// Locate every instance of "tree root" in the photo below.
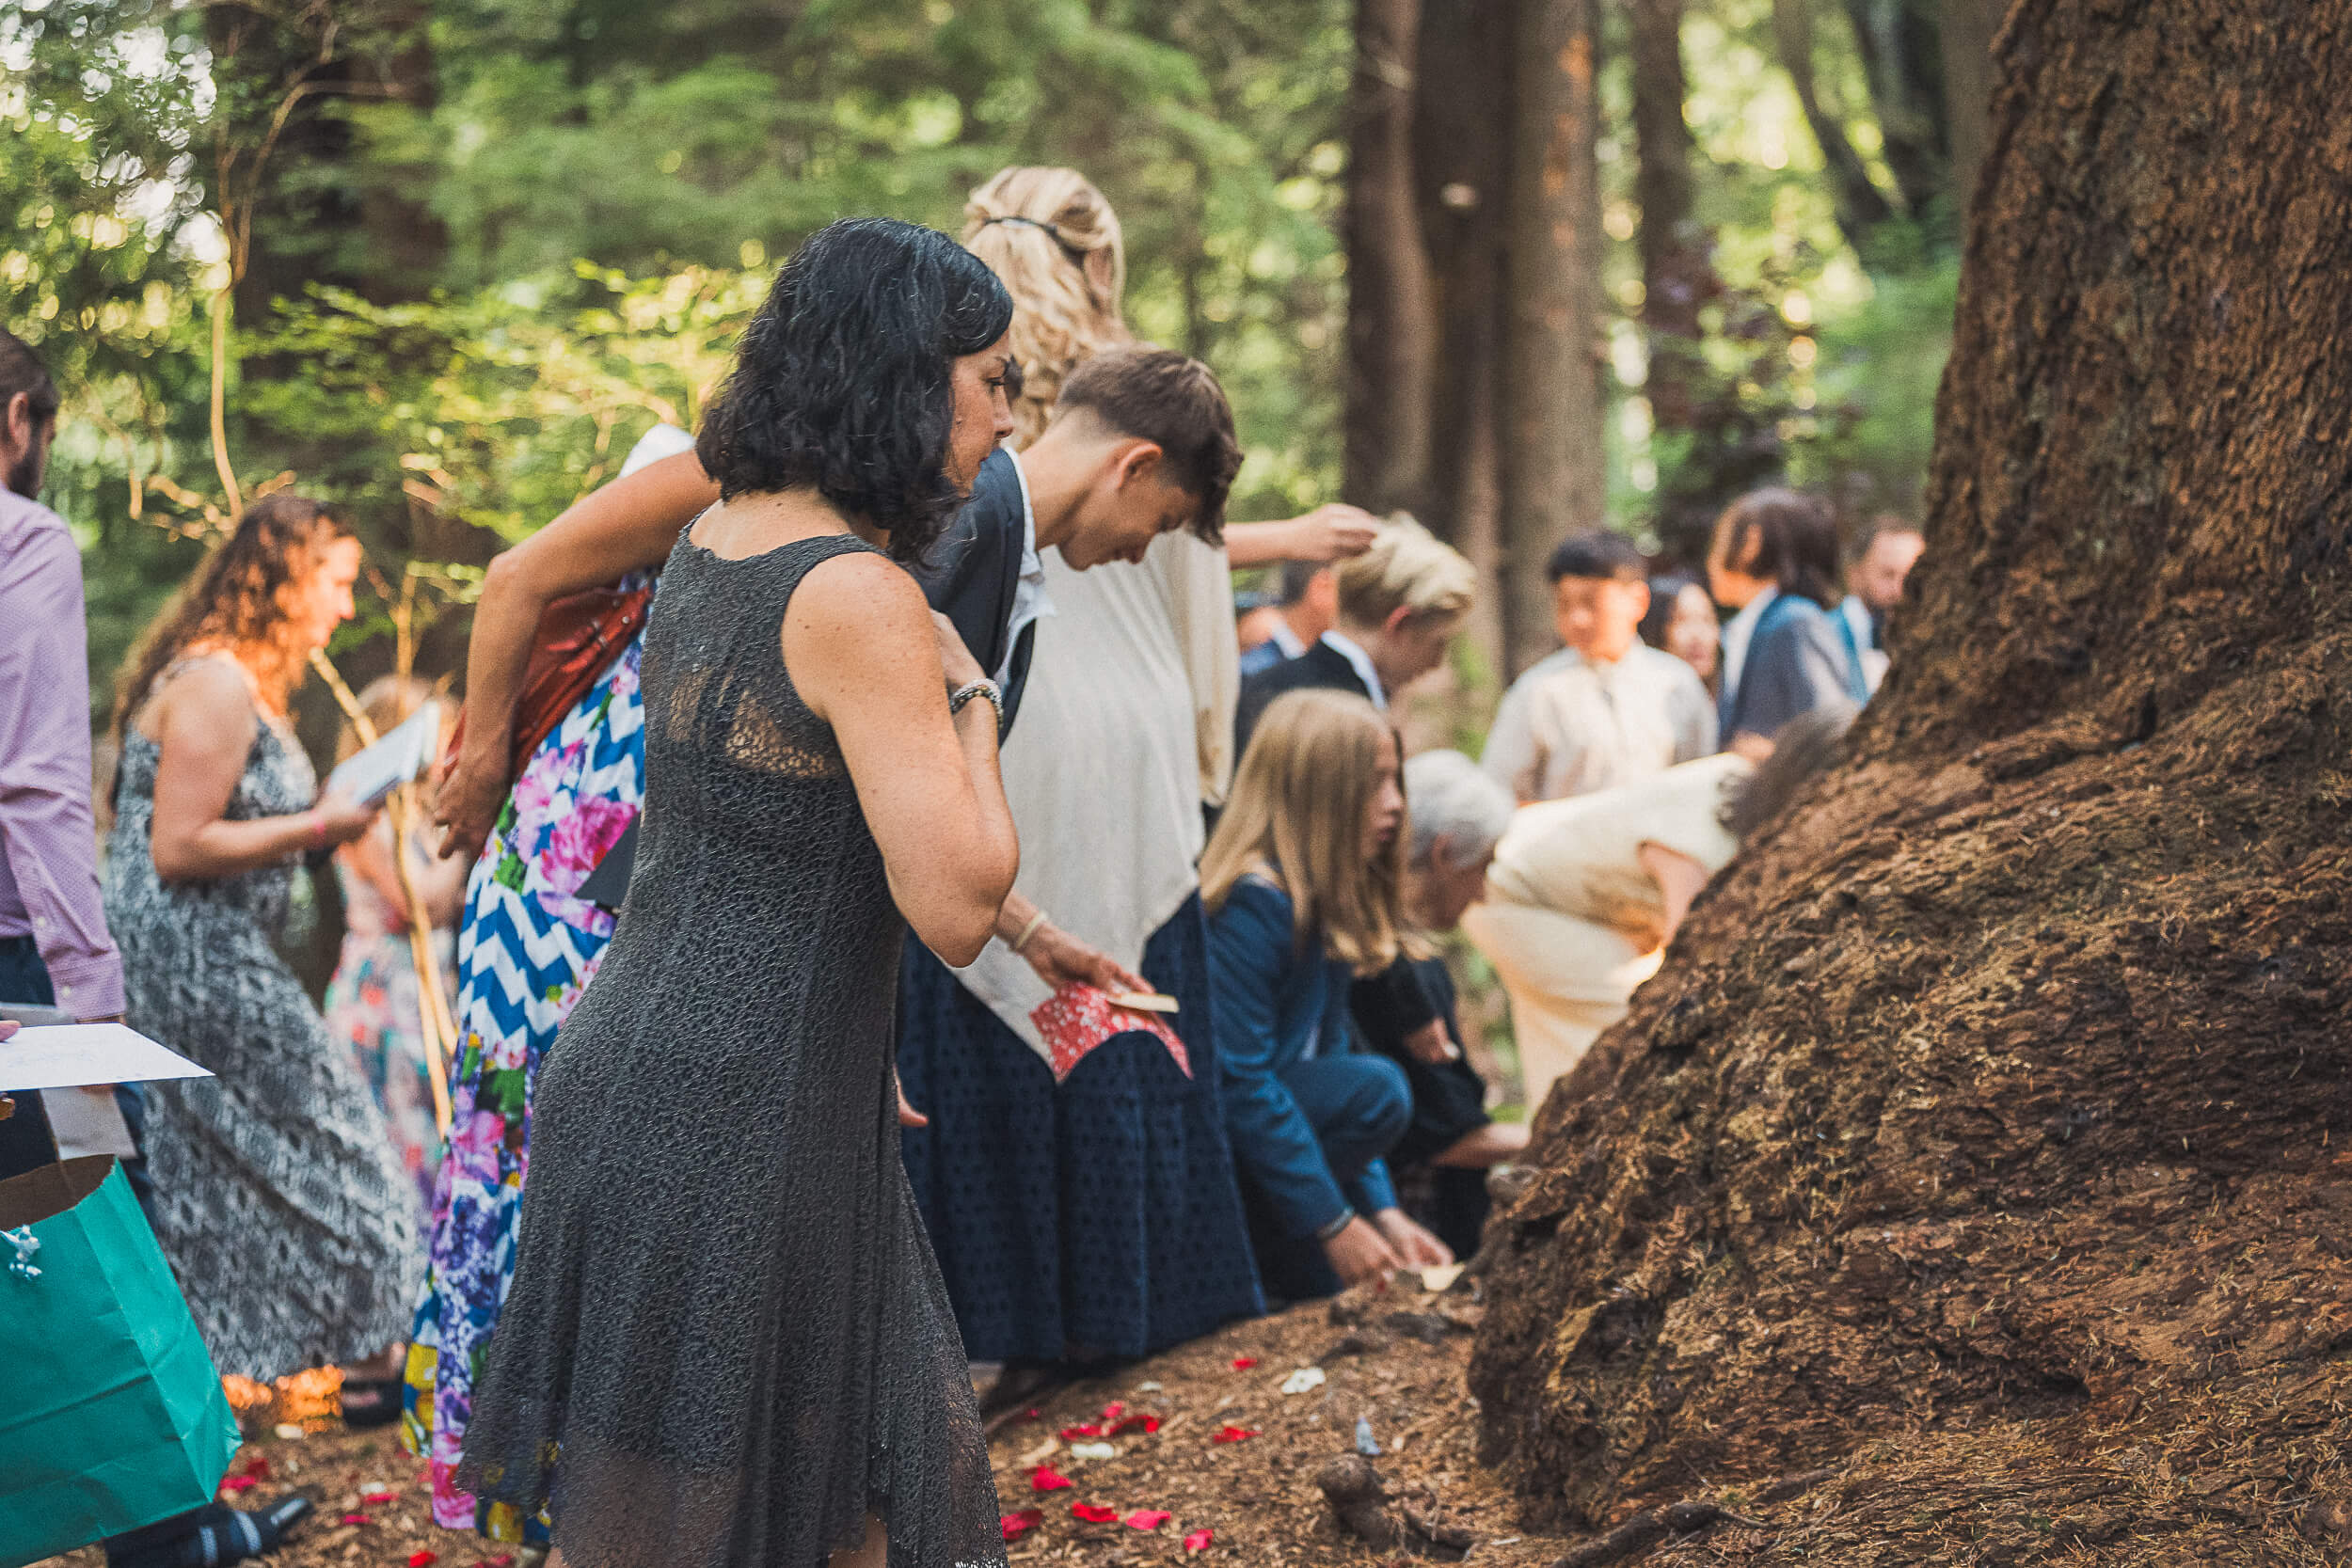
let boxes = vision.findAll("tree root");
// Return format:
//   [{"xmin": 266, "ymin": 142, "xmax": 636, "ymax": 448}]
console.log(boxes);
[
  {"xmin": 1548, "ymin": 1499, "xmax": 1770, "ymax": 1568},
  {"xmin": 1316, "ymin": 1453, "xmax": 1474, "ymax": 1557}
]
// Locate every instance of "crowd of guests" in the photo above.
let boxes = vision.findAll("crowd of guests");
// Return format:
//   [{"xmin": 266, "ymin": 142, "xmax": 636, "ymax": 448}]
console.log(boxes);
[{"xmin": 0, "ymin": 160, "xmax": 1922, "ymax": 1568}]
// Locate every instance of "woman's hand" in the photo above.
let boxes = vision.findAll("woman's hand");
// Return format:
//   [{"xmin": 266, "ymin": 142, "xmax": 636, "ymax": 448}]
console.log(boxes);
[
  {"xmin": 897, "ymin": 1078, "xmax": 929, "ymax": 1129},
  {"xmin": 311, "ymin": 790, "xmax": 383, "ymax": 851},
  {"xmin": 1021, "ymin": 922, "xmax": 1150, "ymax": 995},
  {"xmin": 1401, "ymin": 1017, "xmax": 1461, "ymax": 1066},
  {"xmin": 1224, "ymin": 504, "xmax": 1383, "ymax": 567},
  {"xmin": 1373, "ymin": 1207, "xmax": 1454, "ymax": 1270},
  {"xmin": 930, "ymin": 611, "xmax": 988, "ymax": 691},
  {"xmin": 1324, "ymin": 1213, "xmax": 1406, "ymax": 1289},
  {"xmin": 434, "ymin": 743, "xmax": 512, "ymax": 863}
]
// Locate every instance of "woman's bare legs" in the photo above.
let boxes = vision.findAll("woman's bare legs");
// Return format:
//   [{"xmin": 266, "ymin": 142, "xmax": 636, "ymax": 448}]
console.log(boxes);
[{"xmin": 829, "ymin": 1513, "xmax": 888, "ymax": 1568}]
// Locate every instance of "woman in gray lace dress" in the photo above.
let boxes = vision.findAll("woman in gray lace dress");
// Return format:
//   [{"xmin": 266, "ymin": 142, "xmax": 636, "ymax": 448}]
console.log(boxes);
[
  {"xmin": 457, "ymin": 219, "xmax": 1021, "ymax": 1568},
  {"xmin": 104, "ymin": 494, "xmax": 421, "ymax": 1396}
]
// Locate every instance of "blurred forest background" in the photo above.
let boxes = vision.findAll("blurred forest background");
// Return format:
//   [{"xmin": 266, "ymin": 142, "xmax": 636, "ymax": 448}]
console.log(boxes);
[{"xmin": 2, "ymin": 0, "xmax": 1994, "ymax": 714}]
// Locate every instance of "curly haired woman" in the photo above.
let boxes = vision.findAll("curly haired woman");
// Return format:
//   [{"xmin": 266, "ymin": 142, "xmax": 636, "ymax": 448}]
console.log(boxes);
[{"xmin": 103, "ymin": 493, "xmax": 421, "ymax": 1401}]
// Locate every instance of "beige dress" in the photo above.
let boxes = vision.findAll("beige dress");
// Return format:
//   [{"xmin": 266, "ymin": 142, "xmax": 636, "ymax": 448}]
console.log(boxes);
[{"xmin": 1463, "ymin": 752, "xmax": 1750, "ymax": 1111}]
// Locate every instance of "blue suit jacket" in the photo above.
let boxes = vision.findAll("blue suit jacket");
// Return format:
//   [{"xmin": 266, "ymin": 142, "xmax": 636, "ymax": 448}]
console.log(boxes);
[{"xmin": 1204, "ymin": 875, "xmax": 1397, "ymax": 1237}]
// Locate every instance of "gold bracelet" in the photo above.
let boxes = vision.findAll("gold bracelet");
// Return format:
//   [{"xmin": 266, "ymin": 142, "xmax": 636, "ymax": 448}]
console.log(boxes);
[{"xmin": 1011, "ymin": 909, "xmax": 1049, "ymax": 954}]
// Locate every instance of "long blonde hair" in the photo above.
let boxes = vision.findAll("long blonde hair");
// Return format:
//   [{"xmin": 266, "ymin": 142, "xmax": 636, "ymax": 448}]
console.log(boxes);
[
  {"xmin": 962, "ymin": 166, "xmax": 1132, "ymax": 448},
  {"xmin": 1200, "ymin": 689, "xmax": 1412, "ymax": 974}
]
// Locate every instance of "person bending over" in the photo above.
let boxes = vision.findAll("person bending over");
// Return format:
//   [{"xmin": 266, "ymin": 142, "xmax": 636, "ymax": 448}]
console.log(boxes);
[
  {"xmin": 1202, "ymin": 689, "xmax": 1454, "ymax": 1299},
  {"xmin": 1232, "ymin": 515, "xmax": 1475, "ymax": 757},
  {"xmin": 1350, "ymin": 750, "xmax": 1527, "ymax": 1260},
  {"xmin": 1464, "ymin": 703, "xmax": 1858, "ymax": 1114}
]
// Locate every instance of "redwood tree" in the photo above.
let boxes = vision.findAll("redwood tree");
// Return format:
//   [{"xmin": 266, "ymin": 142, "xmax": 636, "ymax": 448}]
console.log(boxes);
[{"xmin": 1471, "ymin": 3, "xmax": 2352, "ymax": 1560}]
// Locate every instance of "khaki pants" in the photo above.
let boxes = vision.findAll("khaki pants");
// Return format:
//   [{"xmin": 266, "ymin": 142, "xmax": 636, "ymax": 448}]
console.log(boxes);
[{"xmin": 1461, "ymin": 900, "xmax": 1661, "ymax": 1113}]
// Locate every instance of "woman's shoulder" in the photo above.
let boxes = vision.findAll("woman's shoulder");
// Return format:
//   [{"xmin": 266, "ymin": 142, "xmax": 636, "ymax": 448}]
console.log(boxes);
[{"xmin": 1211, "ymin": 868, "xmax": 1295, "ymax": 929}]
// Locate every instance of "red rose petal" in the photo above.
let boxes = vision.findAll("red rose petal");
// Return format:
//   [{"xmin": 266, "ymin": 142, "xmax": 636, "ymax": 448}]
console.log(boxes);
[
  {"xmin": 1100, "ymin": 1401, "xmax": 1126, "ymax": 1421},
  {"xmin": 1122, "ymin": 1509, "xmax": 1172, "ymax": 1531},
  {"xmin": 1071, "ymin": 1502, "xmax": 1120, "ymax": 1524},
  {"xmin": 362, "ymin": 1489, "xmax": 399, "ymax": 1504},
  {"xmin": 1184, "ymin": 1527, "xmax": 1216, "ymax": 1552},
  {"xmin": 485, "ymin": 1556, "xmax": 516, "ymax": 1567},
  {"xmin": 1231, "ymin": 1356, "xmax": 1257, "ymax": 1370},
  {"xmin": 237, "ymin": 1456, "xmax": 273, "ymax": 1481},
  {"xmin": 341, "ymin": 1513, "xmax": 373, "ymax": 1526},
  {"xmin": 219, "ymin": 1475, "xmax": 260, "ymax": 1494},
  {"xmin": 1000, "ymin": 1508, "xmax": 1044, "ymax": 1542},
  {"xmin": 1030, "ymin": 1465, "xmax": 1073, "ymax": 1492},
  {"xmin": 1058, "ymin": 1423, "xmax": 1104, "ymax": 1439},
  {"xmin": 1211, "ymin": 1424, "xmax": 1262, "ymax": 1444},
  {"xmin": 1108, "ymin": 1413, "xmax": 1161, "ymax": 1435},
  {"xmin": 1022, "ymin": 1406, "xmax": 1041, "ymax": 1420},
  {"xmin": 409, "ymin": 1554, "xmax": 438, "ymax": 1568}
]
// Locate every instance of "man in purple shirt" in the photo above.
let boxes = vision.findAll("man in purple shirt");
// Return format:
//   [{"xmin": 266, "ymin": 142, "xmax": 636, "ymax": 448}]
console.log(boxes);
[{"xmin": 0, "ymin": 331, "xmax": 312, "ymax": 1568}]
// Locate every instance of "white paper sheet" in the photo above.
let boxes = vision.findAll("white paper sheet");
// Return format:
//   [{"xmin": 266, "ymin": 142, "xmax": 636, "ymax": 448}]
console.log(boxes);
[
  {"xmin": 0, "ymin": 1023, "xmax": 214, "ymax": 1093},
  {"xmin": 324, "ymin": 699, "xmax": 442, "ymax": 805}
]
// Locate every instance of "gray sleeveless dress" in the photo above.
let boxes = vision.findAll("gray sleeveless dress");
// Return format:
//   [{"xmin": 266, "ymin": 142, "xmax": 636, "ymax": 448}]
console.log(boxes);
[
  {"xmin": 457, "ymin": 534, "xmax": 1006, "ymax": 1568},
  {"xmin": 103, "ymin": 666, "xmax": 421, "ymax": 1380}
]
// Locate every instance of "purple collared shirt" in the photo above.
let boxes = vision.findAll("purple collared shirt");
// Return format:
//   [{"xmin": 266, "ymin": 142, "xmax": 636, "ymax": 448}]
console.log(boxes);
[{"xmin": 0, "ymin": 488, "xmax": 124, "ymax": 1018}]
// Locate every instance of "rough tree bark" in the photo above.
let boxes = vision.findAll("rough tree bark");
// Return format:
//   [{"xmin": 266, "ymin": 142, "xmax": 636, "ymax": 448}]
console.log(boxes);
[
  {"xmin": 1472, "ymin": 3, "xmax": 2352, "ymax": 1561},
  {"xmin": 1343, "ymin": 0, "xmax": 1438, "ymax": 517},
  {"xmin": 1414, "ymin": 0, "xmax": 1515, "ymax": 672},
  {"xmin": 1502, "ymin": 0, "xmax": 1605, "ymax": 677}
]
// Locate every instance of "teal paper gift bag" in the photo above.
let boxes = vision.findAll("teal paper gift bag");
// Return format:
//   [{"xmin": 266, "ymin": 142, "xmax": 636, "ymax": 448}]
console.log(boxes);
[{"xmin": 0, "ymin": 1155, "xmax": 239, "ymax": 1568}]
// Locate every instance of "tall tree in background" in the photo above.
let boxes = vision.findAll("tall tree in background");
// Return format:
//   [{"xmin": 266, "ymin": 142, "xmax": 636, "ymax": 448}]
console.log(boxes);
[
  {"xmin": 1471, "ymin": 3, "xmax": 2352, "ymax": 1558},
  {"xmin": 1409, "ymin": 0, "xmax": 1515, "ymax": 667},
  {"xmin": 1502, "ymin": 0, "xmax": 1605, "ymax": 673},
  {"xmin": 1938, "ymin": 0, "xmax": 2005, "ymax": 220},
  {"xmin": 1342, "ymin": 0, "xmax": 1436, "ymax": 516}
]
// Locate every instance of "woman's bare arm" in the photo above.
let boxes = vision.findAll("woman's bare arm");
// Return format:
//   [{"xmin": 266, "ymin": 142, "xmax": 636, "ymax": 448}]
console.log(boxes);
[
  {"xmin": 1223, "ymin": 503, "xmax": 1381, "ymax": 568},
  {"xmin": 1637, "ymin": 841, "xmax": 1712, "ymax": 944},
  {"xmin": 788, "ymin": 554, "xmax": 1019, "ymax": 966},
  {"xmin": 146, "ymin": 663, "xmax": 377, "ymax": 881},
  {"xmin": 436, "ymin": 451, "xmax": 721, "ymax": 860}
]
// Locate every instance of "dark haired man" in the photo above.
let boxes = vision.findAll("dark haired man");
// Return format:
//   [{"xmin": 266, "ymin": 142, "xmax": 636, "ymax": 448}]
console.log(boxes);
[
  {"xmin": 1482, "ymin": 531, "xmax": 1716, "ymax": 804},
  {"xmin": 1238, "ymin": 560, "xmax": 1339, "ymax": 676}
]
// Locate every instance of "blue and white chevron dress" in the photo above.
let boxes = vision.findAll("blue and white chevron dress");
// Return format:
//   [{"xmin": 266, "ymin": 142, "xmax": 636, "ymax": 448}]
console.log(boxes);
[{"xmin": 401, "ymin": 626, "xmax": 646, "ymax": 1540}]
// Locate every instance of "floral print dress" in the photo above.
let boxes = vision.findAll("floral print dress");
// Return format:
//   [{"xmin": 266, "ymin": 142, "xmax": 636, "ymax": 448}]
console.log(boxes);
[
  {"xmin": 400, "ymin": 631, "xmax": 645, "ymax": 1540},
  {"xmin": 323, "ymin": 835, "xmax": 457, "ymax": 1213}
]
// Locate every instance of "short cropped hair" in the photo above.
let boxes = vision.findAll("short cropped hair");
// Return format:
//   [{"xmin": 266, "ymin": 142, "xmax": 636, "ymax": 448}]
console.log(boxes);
[
  {"xmin": 1713, "ymin": 487, "xmax": 1842, "ymax": 610},
  {"xmin": 1276, "ymin": 560, "xmax": 1326, "ymax": 605},
  {"xmin": 1403, "ymin": 749, "xmax": 1514, "ymax": 873},
  {"xmin": 1547, "ymin": 530, "xmax": 1645, "ymax": 584},
  {"xmin": 696, "ymin": 217, "xmax": 1014, "ymax": 562},
  {"xmin": 1056, "ymin": 346, "xmax": 1239, "ymax": 544},
  {"xmin": 1335, "ymin": 515, "xmax": 1477, "ymax": 627},
  {"xmin": 0, "ymin": 331, "xmax": 59, "ymax": 426}
]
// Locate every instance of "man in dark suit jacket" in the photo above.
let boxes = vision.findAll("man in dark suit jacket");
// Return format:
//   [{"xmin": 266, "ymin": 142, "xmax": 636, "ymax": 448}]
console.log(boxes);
[
  {"xmin": 1232, "ymin": 515, "xmax": 1476, "ymax": 759},
  {"xmin": 909, "ymin": 446, "xmax": 1038, "ymax": 725}
]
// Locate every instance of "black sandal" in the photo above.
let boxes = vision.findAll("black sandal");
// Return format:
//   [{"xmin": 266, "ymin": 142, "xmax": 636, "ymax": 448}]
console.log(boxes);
[{"xmin": 339, "ymin": 1375, "xmax": 404, "ymax": 1429}]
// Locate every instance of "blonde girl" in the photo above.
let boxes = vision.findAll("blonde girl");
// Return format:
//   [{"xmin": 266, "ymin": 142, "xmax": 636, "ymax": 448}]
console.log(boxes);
[{"xmin": 1200, "ymin": 688, "xmax": 1454, "ymax": 1299}]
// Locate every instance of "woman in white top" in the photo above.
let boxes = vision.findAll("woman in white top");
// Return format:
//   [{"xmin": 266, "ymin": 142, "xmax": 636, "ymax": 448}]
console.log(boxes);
[{"xmin": 1464, "ymin": 704, "xmax": 1856, "ymax": 1112}]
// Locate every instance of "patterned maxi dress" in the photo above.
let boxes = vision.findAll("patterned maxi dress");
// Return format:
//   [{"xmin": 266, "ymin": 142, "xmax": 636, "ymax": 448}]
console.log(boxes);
[
  {"xmin": 401, "ymin": 627, "xmax": 645, "ymax": 1539},
  {"xmin": 455, "ymin": 532, "xmax": 1006, "ymax": 1568},
  {"xmin": 103, "ymin": 667, "xmax": 421, "ymax": 1380}
]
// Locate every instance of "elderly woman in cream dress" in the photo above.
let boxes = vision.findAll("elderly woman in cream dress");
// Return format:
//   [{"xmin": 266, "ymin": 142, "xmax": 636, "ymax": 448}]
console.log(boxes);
[{"xmin": 1464, "ymin": 704, "xmax": 1855, "ymax": 1113}]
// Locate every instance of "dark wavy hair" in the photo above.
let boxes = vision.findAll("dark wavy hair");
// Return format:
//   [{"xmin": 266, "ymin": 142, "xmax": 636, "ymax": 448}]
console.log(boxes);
[
  {"xmin": 694, "ymin": 218, "xmax": 1015, "ymax": 562},
  {"xmin": 1712, "ymin": 486, "xmax": 1843, "ymax": 610},
  {"xmin": 115, "ymin": 493, "xmax": 352, "ymax": 738}
]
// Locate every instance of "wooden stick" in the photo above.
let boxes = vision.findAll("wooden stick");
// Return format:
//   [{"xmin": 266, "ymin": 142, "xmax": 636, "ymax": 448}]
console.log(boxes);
[{"xmin": 308, "ymin": 649, "xmax": 455, "ymax": 1137}]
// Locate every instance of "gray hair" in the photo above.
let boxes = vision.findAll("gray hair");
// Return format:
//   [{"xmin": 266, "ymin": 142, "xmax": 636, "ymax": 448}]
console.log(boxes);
[{"xmin": 1404, "ymin": 750, "xmax": 1514, "ymax": 872}]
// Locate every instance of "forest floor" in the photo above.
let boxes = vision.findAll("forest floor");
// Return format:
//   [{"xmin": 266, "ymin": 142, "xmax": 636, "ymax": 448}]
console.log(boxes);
[
  {"xmin": 36, "ymin": 1266, "xmax": 2348, "ymax": 1567},
  {"xmin": 33, "ymin": 1272, "xmax": 1569, "ymax": 1568}
]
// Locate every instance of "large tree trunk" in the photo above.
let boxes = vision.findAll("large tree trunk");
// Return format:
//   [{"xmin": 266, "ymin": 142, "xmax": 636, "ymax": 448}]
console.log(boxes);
[
  {"xmin": 1502, "ymin": 0, "xmax": 1605, "ymax": 677},
  {"xmin": 1471, "ymin": 2, "xmax": 2352, "ymax": 1558},
  {"xmin": 1343, "ymin": 0, "xmax": 1438, "ymax": 516},
  {"xmin": 1414, "ymin": 0, "xmax": 1514, "ymax": 673}
]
